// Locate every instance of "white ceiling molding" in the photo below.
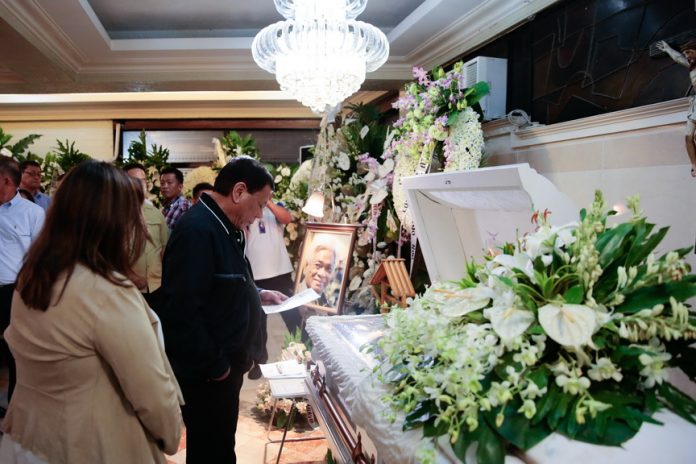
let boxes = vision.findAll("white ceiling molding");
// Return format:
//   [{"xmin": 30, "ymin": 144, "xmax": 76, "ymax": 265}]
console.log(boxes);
[
  {"xmin": 0, "ymin": 0, "xmax": 560, "ymax": 88},
  {"xmin": 0, "ymin": 92, "xmax": 318, "ymax": 121},
  {"xmin": 0, "ymin": 0, "xmax": 84, "ymax": 76},
  {"xmin": 408, "ymin": 0, "xmax": 560, "ymax": 70}
]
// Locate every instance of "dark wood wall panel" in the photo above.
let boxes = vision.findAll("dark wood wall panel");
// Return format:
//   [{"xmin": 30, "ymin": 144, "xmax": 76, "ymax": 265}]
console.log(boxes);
[{"xmin": 457, "ymin": 0, "xmax": 696, "ymax": 124}]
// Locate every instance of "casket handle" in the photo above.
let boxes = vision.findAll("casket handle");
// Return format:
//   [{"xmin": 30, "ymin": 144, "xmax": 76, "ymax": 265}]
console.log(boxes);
[{"xmin": 310, "ymin": 366, "xmax": 375, "ymax": 464}]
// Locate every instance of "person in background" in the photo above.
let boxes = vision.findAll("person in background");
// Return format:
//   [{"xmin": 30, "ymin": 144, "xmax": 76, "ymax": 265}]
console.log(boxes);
[
  {"xmin": 0, "ymin": 155, "xmax": 44, "ymax": 407},
  {"xmin": 160, "ymin": 166, "xmax": 190, "ymax": 229},
  {"xmin": 191, "ymin": 182, "xmax": 214, "ymax": 204},
  {"xmin": 16, "ymin": 189, "xmax": 34, "ymax": 203},
  {"xmin": 125, "ymin": 163, "xmax": 169, "ymax": 311},
  {"xmin": 158, "ymin": 156, "xmax": 286, "ymax": 464},
  {"xmin": 245, "ymin": 199, "xmax": 300, "ymax": 379},
  {"xmin": 0, "ymin": 161, "xmax": 182, "ymax": 464},
  {"xmin": 18, "ymin": 160, "xmax": 50, "ymax": 210}
]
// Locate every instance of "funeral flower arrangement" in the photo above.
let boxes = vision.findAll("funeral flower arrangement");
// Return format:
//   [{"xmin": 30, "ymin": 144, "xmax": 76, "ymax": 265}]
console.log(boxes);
[
  {"xmin": 284, "ymin": 105, "xmax": 407, "ymax": 309},
  {"xmin": 374, "ymin": 192, "xmax": 696, "ymax": 463},
  {"xmin": 388, "ymin": 63, "xmax": 489, "ymax": 231}
]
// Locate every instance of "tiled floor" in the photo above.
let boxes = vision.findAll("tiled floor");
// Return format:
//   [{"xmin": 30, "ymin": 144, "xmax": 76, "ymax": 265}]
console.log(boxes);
[{"xmin": 1, "ymin": 313, "xmax": 328, "ymax": 464}]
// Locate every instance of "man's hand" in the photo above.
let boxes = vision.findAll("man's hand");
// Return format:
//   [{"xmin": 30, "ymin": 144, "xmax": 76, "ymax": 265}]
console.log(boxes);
[
  {"xmin": 656, "ymin": 40, "xmax": 669, "ymax": 52},
  {"xmin": 259, "ymin": 289, "xmax": 288, "ymax": 305}
]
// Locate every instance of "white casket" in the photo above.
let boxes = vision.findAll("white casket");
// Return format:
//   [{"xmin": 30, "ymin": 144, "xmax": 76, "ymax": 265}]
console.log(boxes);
[{"xmin": 305, "ymin": 164, "xmax": 696, "ymax": 463}]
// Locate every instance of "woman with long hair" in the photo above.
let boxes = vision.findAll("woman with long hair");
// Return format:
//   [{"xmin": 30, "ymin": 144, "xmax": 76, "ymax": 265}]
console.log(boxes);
[{"xmin": 0, "ymin": 161, "xmax": 182, "ymax": 464}]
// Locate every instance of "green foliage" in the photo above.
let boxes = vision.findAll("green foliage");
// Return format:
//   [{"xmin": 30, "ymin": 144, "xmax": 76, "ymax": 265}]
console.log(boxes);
[
  {"xmin": 341, "ymin": 103, "xmax": 388, "ymax": 159},
  {"xmin": 0, "ymin": 126, "xmax": 43, "ymax": 158},
  {"xmin": 53, "ymin": 139, "xmax": 91, "ymax": 172},
  {"xmin": 282, "ymin": 327, "xmax": 312, "ymax": 352},
  {"xmin": 124, "ymin": 130, "xmax": 170, "ymax": 169},
  {"xmin": 218, "ymin": 130, "xmax": 260, "ymax": 159},
  {"xmin": 0, "ymin": 126, "xmax": 42, "ymax": 162},
  {"xmin": 120, "ymin": 130, "xmax": 170, "ymax": 206}
]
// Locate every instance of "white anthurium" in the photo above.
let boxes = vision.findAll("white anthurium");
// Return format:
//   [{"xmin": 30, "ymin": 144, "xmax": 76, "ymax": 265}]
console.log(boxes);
[
  {"xmin": 337, "ymin": 152, "xmax": 351, "ymax": 170},
  {"xmin": 368, "ymin": 178, "xmax": 389, "ymax": 205},
  {"xmin": 370, "ymin": 188, "xmax": 388, "ymax": 205},
  {"xmin": 484, "ymin": 305, "xmax": 535, "ymax": 342},
  {"xmin": 435, "ymin": 285, "xmax": 492, "ymax": 319},
  {"xmin": 538, "ymin": 303, "xmax": 596, "ymax": 347},
  {"xmin": 378, "ymin": 158, "xmax": 395, "ymax": 177}
]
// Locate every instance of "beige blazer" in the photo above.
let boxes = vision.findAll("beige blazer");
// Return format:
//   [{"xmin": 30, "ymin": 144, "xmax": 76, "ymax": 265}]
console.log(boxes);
[
  {"xmin": 134, "ymin": 202, "xmax": 169, "ymax": 293},
  {"xmin": 2, "ymin": 265, "xmax": 183, "ymax": 464}
]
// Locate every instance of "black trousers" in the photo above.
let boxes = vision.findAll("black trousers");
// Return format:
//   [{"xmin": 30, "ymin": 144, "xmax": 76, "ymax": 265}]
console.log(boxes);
[
  {"xmin": 0, "ymin": 284, "xmax": 16, "ymax": 403},
  {"xmin": 179, "ymin": 368, "xmax": 245, "ymax": 464}
]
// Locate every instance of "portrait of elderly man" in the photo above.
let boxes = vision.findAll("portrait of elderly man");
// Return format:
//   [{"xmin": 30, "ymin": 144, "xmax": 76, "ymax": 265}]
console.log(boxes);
[
  {"xmin": 294, "ymin": 224, "xmax": 358, "ymax": 313},
  {"xmin": 298, "ymin": 240, "xmax": 336, "ymax": 308}
]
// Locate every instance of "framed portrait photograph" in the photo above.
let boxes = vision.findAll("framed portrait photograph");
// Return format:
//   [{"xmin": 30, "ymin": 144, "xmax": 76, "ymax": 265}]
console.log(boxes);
[{"xmin": 294, "ymin": 223, "xmax": 359, "ymax": 314}]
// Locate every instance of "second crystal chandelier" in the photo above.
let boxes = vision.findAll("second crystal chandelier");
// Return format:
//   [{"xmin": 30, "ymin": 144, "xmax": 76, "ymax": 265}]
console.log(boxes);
[{"xmin": 252, "ymin": 0, "xmax": 389, "ymax": 114}]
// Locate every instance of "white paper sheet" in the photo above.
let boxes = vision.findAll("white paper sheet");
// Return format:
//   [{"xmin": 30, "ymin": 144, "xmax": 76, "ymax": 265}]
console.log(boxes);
[
  {"xmin": 262, "ymin": 288, "xmax": 320, "ymax": 314},
  {"xmin": 259, "ymin": 360, "xmax": 306, "ymax": 379}
]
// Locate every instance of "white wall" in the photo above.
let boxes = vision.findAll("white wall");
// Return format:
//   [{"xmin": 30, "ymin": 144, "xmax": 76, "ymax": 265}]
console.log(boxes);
[
  {"xmin": 483, "ymin": 98, "xmax": 696, "ymax": 266},
  {"xmin": 0, "ymin": 120, "xmax": 115, "ymax": 161}
]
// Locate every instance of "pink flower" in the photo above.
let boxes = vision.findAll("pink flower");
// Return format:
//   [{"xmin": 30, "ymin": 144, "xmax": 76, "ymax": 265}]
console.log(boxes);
[{"xmin": 412, "ymin": 66, "xmax": 429, "ymax": 85}]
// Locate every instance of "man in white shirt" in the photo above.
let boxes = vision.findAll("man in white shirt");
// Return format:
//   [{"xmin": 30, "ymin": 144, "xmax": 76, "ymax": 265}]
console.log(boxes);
[
  {"xmin": 0, "ymin": 155, "xmax": 44, "ymax": 404},
  {"xmin": 245, "ymin": 200, "xmax": 300, "ymax": 379}
]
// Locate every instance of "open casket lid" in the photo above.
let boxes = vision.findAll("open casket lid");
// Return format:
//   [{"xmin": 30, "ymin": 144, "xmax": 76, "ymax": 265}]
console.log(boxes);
[{"xmin": 402, "ymin": 163, "xmax": 578, "ymax": 283}]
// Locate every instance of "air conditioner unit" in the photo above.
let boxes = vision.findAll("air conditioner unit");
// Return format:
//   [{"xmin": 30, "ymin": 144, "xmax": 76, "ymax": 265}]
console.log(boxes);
[{"xmin": 463, "ymin": 56, "xmax": 507, "ymax": 121}]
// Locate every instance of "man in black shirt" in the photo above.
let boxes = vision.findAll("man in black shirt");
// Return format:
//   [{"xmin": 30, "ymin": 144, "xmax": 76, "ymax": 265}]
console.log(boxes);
[{"xmin": 158, "ymin": 157, "xmax": 286, "ymax": 464}]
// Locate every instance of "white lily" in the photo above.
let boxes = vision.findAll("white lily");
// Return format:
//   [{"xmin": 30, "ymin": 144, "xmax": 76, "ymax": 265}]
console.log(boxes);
[
  {"xmin": 553, "ymin": 223, "xmax": 577, "ymax": 251},
  {"xmin": 538, "ymin": 303, "xmax": 596, "ymax": 347},
  {"xmin": 524, "ymin": 227, "xmax": 554, "ymax": 259},
  {"xmin": 493, "ymin": 253, "xmax": 535, "ymax": 281},
  {"xmin": 484, "ymin": 305, "xmax": 535, "ymax": 342},
  {"xmin": 525, "ymin": 223, "xmax": 577, "ymax": 259}
]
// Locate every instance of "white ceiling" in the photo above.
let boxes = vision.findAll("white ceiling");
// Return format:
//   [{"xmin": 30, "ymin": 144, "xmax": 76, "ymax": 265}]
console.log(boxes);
[{"xmin": 0, "ymin": 0, "xmax": 558, "ymax": 117}]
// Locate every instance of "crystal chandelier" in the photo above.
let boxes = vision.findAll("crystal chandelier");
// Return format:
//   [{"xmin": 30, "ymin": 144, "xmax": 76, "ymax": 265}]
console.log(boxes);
[{"xmin": 252, "ymin": 0, "xmax": 389, "ymax": 114}]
